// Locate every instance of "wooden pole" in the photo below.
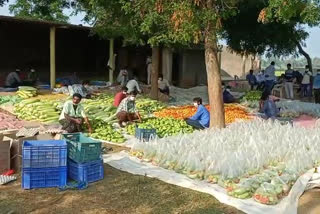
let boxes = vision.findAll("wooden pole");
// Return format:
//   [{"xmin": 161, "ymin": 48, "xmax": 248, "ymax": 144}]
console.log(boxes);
[
  {"xmin": 150, "ymin": 47, "xmax": 160, "ymax": 100},
  {"xmin": 218, "ymin": 51, "xmax": 222, "ymax": 73},
  {"xmin": 109, "ymin": 39, "xmax": 115, "ymax": 83},
  {"xmin": 50, "ymin": 27, "xmax": 56, "ymax": 89}
]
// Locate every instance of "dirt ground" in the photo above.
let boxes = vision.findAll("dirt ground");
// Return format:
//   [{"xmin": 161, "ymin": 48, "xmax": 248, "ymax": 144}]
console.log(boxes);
[
  {"xmin": 0, "ymin": 164, "xmax": 244, "ymax": 214},
  {"xmin": 298, "ymin": 188, "xmax": 320, "ymax": 214},
  {"xmin": 1, "ymin": 146, "xmax": 320, "ymax": 214}
]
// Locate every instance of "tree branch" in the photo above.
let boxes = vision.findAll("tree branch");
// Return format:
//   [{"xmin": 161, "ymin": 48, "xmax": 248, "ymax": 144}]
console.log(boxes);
[{"xmin": 296, "ymin": 41, "xmax": 313, "ymax": 71}]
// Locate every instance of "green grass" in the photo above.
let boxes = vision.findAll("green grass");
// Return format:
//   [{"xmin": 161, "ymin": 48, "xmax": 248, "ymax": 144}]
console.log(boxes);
[
  {"xmin": 275, "ymin": 70, "xmax": 285, "ymax": 77},
  {"xmin": 0, "ymin": 145, "xmax": 243, "ymax": 214}
]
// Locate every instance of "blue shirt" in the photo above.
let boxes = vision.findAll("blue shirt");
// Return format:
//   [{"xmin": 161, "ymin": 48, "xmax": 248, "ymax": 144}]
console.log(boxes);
[
  {"xmin": 246, "ymin": 74, "xmax": 256, "ymax": 85},
  {"xmin": 313, "ymin": 74, "xmax": 320, "ymax": 89},
  {"xmin": 263, "ymin": 99, "xmax": 279, "ymax": 119},
  {"xmin": 190, "ymin": 105, "xmax": 210, "ymax": 128},
  {"xmin": 284, "ymin": 69, "xmax": 294, "ymax": 82},
  {"xmin": 223, "ymin": 90, "xmax": 235, "ymax": 103}
]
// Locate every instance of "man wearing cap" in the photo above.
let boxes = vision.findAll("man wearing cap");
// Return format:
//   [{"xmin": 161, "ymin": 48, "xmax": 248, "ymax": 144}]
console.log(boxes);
[
  {"xmin": 59, "ymin": 93, "xmax": 92, "ymax": 133},
  {"xmin": 5, "ymin": 69, "xmax": 22, "ymax": 88}
]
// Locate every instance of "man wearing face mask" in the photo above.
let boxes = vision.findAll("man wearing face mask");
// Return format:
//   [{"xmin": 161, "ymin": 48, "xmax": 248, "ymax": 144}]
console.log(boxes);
[
  {"xmin": 116, "ymin": 91, "xmax": 142, "ymax": 127},
  {"xmin": 59, "ymin": 93, "xmax": 92, "ymax": 133},
  {"xmin": 223, "ymin": 85, "xmax": 235, "ymax": 103},
  {"xmin": 185, "ymin": 97, "xmax": 210, "ymax": 130},
  {"xmin": 158, "ymin": 74, "xmax": 170, "ymax": 95}
]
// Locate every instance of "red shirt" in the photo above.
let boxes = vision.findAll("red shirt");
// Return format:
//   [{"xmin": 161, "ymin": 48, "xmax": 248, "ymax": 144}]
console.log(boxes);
[{"xmin": 114, "ymin": 92, "xmax": 126, "ymax": 107}]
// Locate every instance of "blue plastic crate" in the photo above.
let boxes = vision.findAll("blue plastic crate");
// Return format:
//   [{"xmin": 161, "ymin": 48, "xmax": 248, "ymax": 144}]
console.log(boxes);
[
  {"xmin": 68, "ymin": 159, "xmax": 104, "ymax": 183},
  {"xmin": 22, "ymin": 167, "xmax": 67, "ymax": 189},
  {"xmin": 135, "ymin": 127, "xmax": 157, "ymax": 142},
  {"xmin": 22, "ymin": 140, "xmax": 67, "ymax": 168}
]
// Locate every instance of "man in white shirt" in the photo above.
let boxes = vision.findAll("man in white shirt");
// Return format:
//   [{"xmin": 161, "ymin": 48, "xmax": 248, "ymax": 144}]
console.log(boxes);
[
  {"xmin": 59, "ymin": 93, "xmax": 92, "ymax": 133},
  {"xmin": 146, "ymin": 56, "xmax": 152, "ymax": 85},
  {"xmin": 284, "ymin": 63, "xmax": 295, "ymax": 99},
  {"xmin": 158, "ymin": 74, "xmax": 170, "ymax": 95},
  {"xmin": 256, "ymin": 70, "xmax": 265, "ymax": 90},
  {"xmin": 264, "ymin": 61, "xmax": 276, "ymax": 93},
  {"xmin": 5, "ymin": 69, "xmax": 22, "ymax": 88},
  {"xmin": 126, "ymin": 76, "xmax": 142, "ymax": 93},
  {"xmin": 117, "ymin": 66, "xmax": 129, "ymax": 87},
  {"xmin": 301, "ymin": 65, "xmax": 313, "ymax": 97}
]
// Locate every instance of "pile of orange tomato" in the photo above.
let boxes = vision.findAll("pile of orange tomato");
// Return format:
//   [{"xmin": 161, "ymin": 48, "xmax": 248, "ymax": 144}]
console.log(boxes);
[{"xmin": 154, "ymin": 104, "xmax": 251, "ymax": 124}]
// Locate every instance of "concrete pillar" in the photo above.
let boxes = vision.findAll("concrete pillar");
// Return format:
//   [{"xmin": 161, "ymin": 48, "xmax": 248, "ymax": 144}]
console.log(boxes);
[
  {"xmin": 241, "ymin": 55, "xmax": 246, "ymax": 78},
  {"xmin": 162, "ymin": 48, "xmax": 173, "ymax": 83},
  {"xmin": 50, "ymin": 27, "xmax": 56, "ymax": 89},
  {"xmin": 108, "ymin": 39, "xmax": 115, "ymax": 83}
]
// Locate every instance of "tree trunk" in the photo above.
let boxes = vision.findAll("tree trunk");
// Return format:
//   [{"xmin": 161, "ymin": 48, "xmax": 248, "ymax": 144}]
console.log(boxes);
[
  {"xmin": 296, "ymin": 42, "xmax": 312, "ymax": 71},
  {"xmin": 241, "ymin": 55, "xmax": 246, "ymax": 78},
  {"xmin": 205, "ymin": 31, "xmax": 225, "ymax": 128},
  {"xmin": 151, "ymin": 47, "xmax": 160, "ymax": 100}
]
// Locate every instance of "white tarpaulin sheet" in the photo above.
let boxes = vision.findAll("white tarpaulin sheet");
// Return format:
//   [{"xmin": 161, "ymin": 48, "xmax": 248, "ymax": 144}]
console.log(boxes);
[{"xmin": 103, "ymin": 151, "xmax": 320, "ymax": 214}]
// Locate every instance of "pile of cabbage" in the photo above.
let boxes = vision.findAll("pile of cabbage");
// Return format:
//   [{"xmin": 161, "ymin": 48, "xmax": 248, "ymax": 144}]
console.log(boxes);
[{"xmin": 131, "ymin": 119, "xmax": 320, "ymax": 205}]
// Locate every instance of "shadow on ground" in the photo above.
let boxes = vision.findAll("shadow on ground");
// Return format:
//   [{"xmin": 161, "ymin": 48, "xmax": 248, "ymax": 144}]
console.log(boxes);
[{"xmin": 0, "ymin": 164, "xmax": 243, "ymax": 214}]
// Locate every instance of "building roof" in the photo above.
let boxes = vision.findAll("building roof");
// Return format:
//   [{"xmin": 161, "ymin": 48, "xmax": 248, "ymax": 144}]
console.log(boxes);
[{"xmin": 0, "ymin": 15, "xmax": 91, "ymax": 30}]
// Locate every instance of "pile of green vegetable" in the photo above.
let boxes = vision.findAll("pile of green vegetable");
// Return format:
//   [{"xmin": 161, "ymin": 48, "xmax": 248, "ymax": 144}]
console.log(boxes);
[
  {"xmin": 241, "ymin": 91, "xmax": 262, "ymax": 102},
  {"xmin": 16, "ymin": 86, "xmax": 37, "ymax": 99},
  {"xmin": 0, "ymin": 95, "xmax": 22, "ymax": 106},
  {"xmin": 135, "ymin": 97, "xmax": 166, "ymax": 116},
  {"xmin": 126, "ymin": 118, "xmax": 193, "ymax": 138},
  {"xmin": 83, "ymin": 95, "xmax": 117, "ymax": 122},
  {"xmin": 14, "ymin": 99, "xmax": 61, "ymax": 123}
]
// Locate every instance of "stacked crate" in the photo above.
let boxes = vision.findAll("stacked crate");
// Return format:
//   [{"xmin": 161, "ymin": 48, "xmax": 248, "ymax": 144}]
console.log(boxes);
[
  {"xmin": 62, "ymin": 133, "xmax": 104, "ymax": 183},
  {"xmin": 22, "ymin": 140, "xmax": 67, "ymax": 189}
]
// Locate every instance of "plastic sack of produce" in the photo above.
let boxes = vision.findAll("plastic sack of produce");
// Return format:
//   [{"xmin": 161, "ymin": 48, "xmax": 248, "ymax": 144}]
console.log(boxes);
[
  {"xmin": 182, "ymin": 153, "xmax": 205, "ymax": 180},
  {"xmin": 141, "ymin": 142, "xmax": 157, "ymax": 163},
  {"xmin": 130, "ymin": 141, "xmax": 146, "ymax": 158},
  {"xmin": 218, "ymin": 176, "xmax": 241, "ymax": 189},
  {"xmin": 205, "ymin": 162, "xmax": 220, "ymax": 184},
  {"xmin": 227, "ymin": 177, "xmax": 261, "ymax": 199},
  {"xmin": 270, "ymin": 174, "xmax": 297, "ymax": 195},
  {"xmin": 253, "ymin": 182, "xmax": 280, "ymax": 205}
]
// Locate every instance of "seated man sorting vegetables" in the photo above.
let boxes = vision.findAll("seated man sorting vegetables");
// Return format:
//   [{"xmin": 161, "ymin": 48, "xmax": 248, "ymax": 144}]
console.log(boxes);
[
  {"xmin": 259, "ymin": 91, "xmax": 280, "ymax": 120},
  {"xmin": 116, "ymin": 91, "xmax": 142, "ymax": 127},
  {"xmin": 59, "ymin": 93, "xmax": 92, "ymax": 133},
  {"xmin": 185, "ymin": 97, "xmax": 210, "ymax": 130}
]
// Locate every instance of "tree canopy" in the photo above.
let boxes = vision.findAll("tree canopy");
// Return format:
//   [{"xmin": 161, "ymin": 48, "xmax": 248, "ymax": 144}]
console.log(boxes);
[
  {"xmin": 261, "ymin": 0, "xmax": 320, "ymax": 26},
  {"xmin": 222, "ymin": 0, "xmax": 309, "ymax": 57},
  {"xmin": 0, "ymin": 0, "xmax": 8, "ymax": 7},
  {"xmin": 8, "ymin": 0, "xmax": 72, "ymax": 22}
]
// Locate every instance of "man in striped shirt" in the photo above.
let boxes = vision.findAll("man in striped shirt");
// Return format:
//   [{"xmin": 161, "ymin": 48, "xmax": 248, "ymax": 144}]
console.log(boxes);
[{"xmin": 116, "ymin": 91, "xmax": 142, "ymax": 127}]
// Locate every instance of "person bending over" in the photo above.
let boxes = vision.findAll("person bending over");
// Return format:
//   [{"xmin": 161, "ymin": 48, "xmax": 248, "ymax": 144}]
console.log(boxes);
[
  {"xmin": 59, "ymin": 93, "xmax": 92, "ymax": 133},
  {"xmin": 114, "ymin": 86, "xmax": 128, "ymax": 107},
  {"xmin": 116, "ymin": 91, "xmax": 142, "ymax": 127},
  {"xmin": 185, "ymin": 97, "xmax": 210, "ymax": 130}
]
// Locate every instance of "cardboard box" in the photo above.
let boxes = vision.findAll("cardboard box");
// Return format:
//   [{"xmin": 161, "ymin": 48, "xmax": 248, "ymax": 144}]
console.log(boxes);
[
  {"xmin": 0, "ymin": 139, "xmax": 11, "ymax": 174},
  {"xmin": 10, "ymin": 136, "xmax": 37, "ymax": 172},
  {"xmin": 10, "ymin": 134, "xmax": 54, "ymax": 172}
]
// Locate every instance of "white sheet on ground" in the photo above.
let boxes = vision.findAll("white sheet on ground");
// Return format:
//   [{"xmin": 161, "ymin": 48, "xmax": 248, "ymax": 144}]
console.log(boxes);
[
  {"xmin": 103, "ymin": 151, "xmax": 319, "ymax": 214},
  {"xmin": 169, "ymin": 86, "xmax": 244, "ymax": 106}
]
